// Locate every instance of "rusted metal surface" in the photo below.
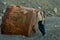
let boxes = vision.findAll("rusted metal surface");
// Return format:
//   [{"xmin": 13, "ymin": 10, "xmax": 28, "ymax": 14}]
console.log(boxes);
[{"xmin": 1, "ymin": 5, "xmax": 38, "ymax": 36}]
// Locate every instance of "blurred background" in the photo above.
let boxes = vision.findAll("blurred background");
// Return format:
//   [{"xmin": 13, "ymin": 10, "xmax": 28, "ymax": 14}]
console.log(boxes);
[
  {"xmin": 0, "ymin": 0, "xmax": 60, "ymax": 17},
  {"xmin": 0, "ymin": 0, "xmax": 60, "ymax": 40}
]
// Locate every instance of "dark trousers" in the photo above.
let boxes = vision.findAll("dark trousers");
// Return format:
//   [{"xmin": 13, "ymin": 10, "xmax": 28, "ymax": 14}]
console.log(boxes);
[{"xmin": 38, "ymin": 21, "xmax": 45, "ymax": 35}]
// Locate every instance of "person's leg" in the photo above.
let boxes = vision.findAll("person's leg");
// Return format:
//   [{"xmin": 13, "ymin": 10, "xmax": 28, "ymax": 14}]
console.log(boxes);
[
  {"xmin": 38, "ymin": 21, "xmax": 45, "ymax": 36},
  {"xmin": 41, "ymin": 24, "xmax": 45, "ymax": 36}
]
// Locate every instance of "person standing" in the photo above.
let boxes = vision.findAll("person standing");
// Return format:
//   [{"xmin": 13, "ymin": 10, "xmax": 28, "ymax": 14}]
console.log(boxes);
[{"xmin": 37, "ymin": 7, "xmax": 45, "ymax": 36}]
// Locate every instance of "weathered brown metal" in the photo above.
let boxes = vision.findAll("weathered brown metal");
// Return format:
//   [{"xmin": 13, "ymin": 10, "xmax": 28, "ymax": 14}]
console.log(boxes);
[{"xmin": 1, "ymin": 5, "xmax": 38, "ymax": 36}]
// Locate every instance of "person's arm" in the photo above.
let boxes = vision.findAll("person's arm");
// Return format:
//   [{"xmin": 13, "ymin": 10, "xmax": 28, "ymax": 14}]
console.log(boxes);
[{"xmin": 42, "ymin": 12, "xmax": 45, "ymax": 24}]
